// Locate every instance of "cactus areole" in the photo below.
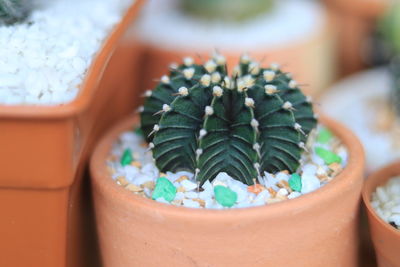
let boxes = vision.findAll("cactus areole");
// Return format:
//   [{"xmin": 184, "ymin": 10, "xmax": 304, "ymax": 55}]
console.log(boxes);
[{"xmin": 140, "ymin": 55, "xmax": 317, "ymax": 185}]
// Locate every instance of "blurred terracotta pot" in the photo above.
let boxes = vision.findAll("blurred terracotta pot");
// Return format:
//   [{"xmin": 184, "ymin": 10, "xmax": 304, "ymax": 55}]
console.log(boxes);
[
  {"xmin": 323, "ymin": 0, "xmax": 389, "ymax": 75},
  {"xmin": 0, "ymin": 1, "xmax": 146, "ymax": 267},
  {"xmin": 363, "ymin": 162, "xmax": 400, "ymax": 267},
  {"xmin": 91, "ymin": 115, "xmax": 365, "ymax": 267},
  {"xmin": 137, "ymin": 1, "xmax": 336, "ymax": 97}
]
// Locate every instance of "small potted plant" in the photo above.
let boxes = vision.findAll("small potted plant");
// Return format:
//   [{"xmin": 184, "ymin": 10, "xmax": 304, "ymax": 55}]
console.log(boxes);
[
  {"xmin": 91, "ymin": 54, "xmax": 364, "ymax": 266},
  {"xmin": 135, "ymin": 0, "xmax": 336, "ymax": 96},
  {"xmin": 0, "ymin": 0, "xmax": 145, "ymax": 266},
  {"xmin": 363, "ymin": 161, "xmax": 400, "ymax": 267},
  {"xmin": 322, "ymin": 2, "xmax": 400, "ymax": 174}
]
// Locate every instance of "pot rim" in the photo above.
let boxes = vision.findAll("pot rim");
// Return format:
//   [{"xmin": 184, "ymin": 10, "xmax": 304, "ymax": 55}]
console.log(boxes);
[
  {"xmin": 0, "ymin": 0, "xmax": 145, "ymax": 119},
  {"xmin": 90, "ymin": 113, "xmax": 365, "ymax": 220},
  {"xmin": 362, "ymin": 161, "xmax": 400, "ymax": 237}
]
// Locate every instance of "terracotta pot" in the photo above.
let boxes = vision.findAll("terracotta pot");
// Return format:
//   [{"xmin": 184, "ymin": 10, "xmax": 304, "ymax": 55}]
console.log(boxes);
[
  {"xmin": 91, "ymin": 115, "xmax": 365, "ymax": 267},
  {"xmin": 0, "ymin": 1, "xmax": 146, "ymax": 266},
  {"xmin": 363, "ymin": 162, "xmax": 400, "ymax": 267},
  {"xmin": 138, "ymin": 3, "xmax": 336, "ymax": 97},
  {"xmin": 323, "ymin": 0, "xmax": 389, "ymax": 75}
]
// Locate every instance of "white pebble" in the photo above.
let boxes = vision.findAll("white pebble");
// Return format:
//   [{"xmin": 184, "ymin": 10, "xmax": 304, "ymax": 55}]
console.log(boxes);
[
  {"xmin": 202, "ymin": 180, "xmax": 213, "ymax": 191},
  {"xmin": 301, "ymin": 173, "xmax": 320, "ymax": 194},
  {"xmin": 302, "ymin": 164, "xmax": 317, "ymax": 175},
  {"xmin": 277, "ymin": 188, "xmax": 289, "ymax": 197},
  {"xmin": 288, "ymin": 192, "xmax": 301, "ymax": 199},
  {"xmin": 212, "ymin": 172, "xmax": 232, "ymax": 186},
  {"xmin": 184, "ymin": 191, "xmax": 199, "ymax": 199},
  {"xmin": 276, "ymin": 172, "xmax": 289, "ymax": 182},
  {"xmin": 175, "ymin": 192, "xmax": 185, "ymax": 200},
  {"xmin": 183, "ymin": 199, "xmax": 200, "ymax": 208},
  {"xmin": 181, "ymin": 180, "xmax": 198, "ymax": 191},
  {"xmin": 0, "ymin": 0, "xmax": 131, "ymax": 105}
]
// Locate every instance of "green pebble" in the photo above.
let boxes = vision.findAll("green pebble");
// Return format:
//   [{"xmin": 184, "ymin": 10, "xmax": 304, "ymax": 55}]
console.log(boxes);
[
  {"xmin": 317, "ymin": 128, "xmax": 333, "ymax": 144},
  {"xmin": 134, "ymin": 127, "xmax": 144, "ymax": 137},
  {"xmin": 120, "ymin": 148, "xmax": 133, "ymax": 166},
  {"xmin": 289, "ymin": 173, "xmax": 302, "ymax": 192},
  {"xmin": 152, "ymin": 177, "xmax": 177, "ymax": 203},
  {"xmin": 214, "ymin": 185, "xmax": 237, "ymax": 207},
  {"xmin": 315, "ymin": 147, "xmax": 342, "ymax": 165}
]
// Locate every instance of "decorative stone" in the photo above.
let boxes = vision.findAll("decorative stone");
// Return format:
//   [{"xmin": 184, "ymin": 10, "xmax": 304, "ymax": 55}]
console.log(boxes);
[
  {"xmin": 317, "ymin": 128, "xmax": 333, "ymax": 144},
  {"xmin": 247, "ymin": 184, "xmax": 265, "ymax": 195},
  {"xmin": 120, "ymin": 148, "xmax": 133, "ymax": 166},
  {"xmin": 214, "ymin": 185, "xmax": 237, "ymax": 207},
  {"xmin": 315, "ymin": 147, "xmax": 342, "ymax": 165},
  {"xmin": 289, "ymin": 173, "xmax": 302, "ymax": 192},
  {"xmin": 125, "ymin": 184, "xmax": 143, "ymax": 192},
  {"xmin": 152, "ymin": 177, "xmax": 177, "ymax": 202}
]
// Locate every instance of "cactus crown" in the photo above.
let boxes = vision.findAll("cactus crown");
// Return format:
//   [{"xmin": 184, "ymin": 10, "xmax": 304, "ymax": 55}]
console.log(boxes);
[
  {"xmin": 180, "ymin": 0, "xmax": 274, "ymax": 22},
  {"xmin": 140, "ymin": 55, "xmax": 317, "ymax": 186},
  {"xmin": 0, "ymin": 0, "xmax": 31, "ymax": 25}
]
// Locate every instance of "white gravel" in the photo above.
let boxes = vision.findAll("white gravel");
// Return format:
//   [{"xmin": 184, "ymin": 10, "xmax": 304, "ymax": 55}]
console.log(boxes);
[
  {"xmin": 322, "ymin": 67, "xmax": 400, "ymax": 173},
  {"xmin": 107, "ymin": 125, "xmax": 348, "ymax": 209},
  {"xmin": 135, "ymin": 0, "xmax": 325, "ymax": 52},
  {"xmin": 371, "ymin": 176, "xmax": 400, "ymax": 230},
  {"xmin": 0, "ymin": 0, "xmax": 132, "ymax": 105}
]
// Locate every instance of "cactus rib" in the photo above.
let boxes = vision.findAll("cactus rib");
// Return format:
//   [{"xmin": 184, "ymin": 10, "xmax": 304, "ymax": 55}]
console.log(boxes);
[{"xmin": 140, "ymin": 55, "xmax": 317, "ymax": 185}]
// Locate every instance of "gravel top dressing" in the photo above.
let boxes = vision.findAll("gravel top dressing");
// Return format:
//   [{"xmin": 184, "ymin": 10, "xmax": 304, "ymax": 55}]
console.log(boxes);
[
  {"xmin": 107, "ymin": 125, "xmax": 348, "ymax": 209},
  {"xmin": 0, "ymin": 0, "xmax": 132, "ymax": 105},
  {"xmin": 371, "ymin": 177, "xmax": 400, "ymax": 231},
  {"xmin": 136, "ymin": 0, "xmax": 324, "ymax": 52}
]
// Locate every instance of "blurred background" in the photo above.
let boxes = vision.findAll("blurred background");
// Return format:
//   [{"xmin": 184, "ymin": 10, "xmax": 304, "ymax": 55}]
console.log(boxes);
[
  {"xmin": 131, "ymin": 0, "xmax": 398, "ymax": 176},
  {"xmin": 1, "ymin": 0, "xmax": 399, "ymax": 266}
]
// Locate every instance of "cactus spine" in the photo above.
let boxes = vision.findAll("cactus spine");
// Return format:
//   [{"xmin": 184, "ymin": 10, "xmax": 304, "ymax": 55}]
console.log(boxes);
[
  {"xmin": 140, "ymin": 55, "xmax": 317, "ymax": 185},
  {"xmin": 0, "ymin": 0, "xmax": 30, "ymax": 25}
]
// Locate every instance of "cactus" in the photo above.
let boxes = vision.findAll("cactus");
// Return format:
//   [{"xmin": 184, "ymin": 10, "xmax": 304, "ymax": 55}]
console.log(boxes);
[
  {"xmin": 390, "ymin": 57, "xmax": 400, "ymax": 116},
  {"xmin": 380, "ymin": 2, "xmax": 400, "ymax": 55},
  {"xmin": 180, "ymin": 0, "xmax": 274, "ymax": 22},
  {"xmin": 380, "ymin": 2, "xmax": 400, "ymax": 116},
  {"xmin": 140, "ymin": 55, "xmax": 317, "ymax": 185},
  {"xmin": 0, "ymin": 0, "xmax": 31, "ymax": 25}
]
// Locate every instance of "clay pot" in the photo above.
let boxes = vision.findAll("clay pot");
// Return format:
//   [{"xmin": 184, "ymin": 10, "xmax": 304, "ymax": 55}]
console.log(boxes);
[
  {"xmin": 363, "ymin": 162, "xmax": 400, "ymax": 267},
  {"xmin": 137, "ymin": 1, "xmax": 336, "ymax": 97},
  {"xmin": 323, "ymin": 0, "xmax": 389, "ymax": 75},
  {"xmin": 91, "ymin": 115, "xmax": 365, "ymax": 267},
  {"xmin": 0, "ymin": 1, "xmax": 145, "ymax": 266}
]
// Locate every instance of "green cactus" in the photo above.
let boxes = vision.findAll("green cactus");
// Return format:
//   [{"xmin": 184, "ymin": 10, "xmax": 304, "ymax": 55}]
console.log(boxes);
[
  {"xmin": 140, "ymin": 55, "xmax": 317, "ymax": 185},
  {"xmin": 380, "ymin": 1, "xmax": 400, "ymax": 55},
  {"xmin": 380, "ymin": 2, "xmax": 400, "ymax": 116},
  {"xmin": 180, "ymin": 0, "xmax": 274, "ymax": 22},
  {"xmin": 390, "ymin": 57, "xmax": 400, "ymax": 116},
  {"xmin": 0, "ymin": 0, "xmax": 30, "ymax": 25}
]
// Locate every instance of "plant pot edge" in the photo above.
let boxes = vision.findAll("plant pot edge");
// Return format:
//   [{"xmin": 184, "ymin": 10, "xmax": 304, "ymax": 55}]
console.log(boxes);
[
  {"xmin": 90, "ymin": 113, "xmax": 365, "ymax": 219},
  {"xmin": 0, "ymin": 0, "xmax": 146, "ymax": 119}
]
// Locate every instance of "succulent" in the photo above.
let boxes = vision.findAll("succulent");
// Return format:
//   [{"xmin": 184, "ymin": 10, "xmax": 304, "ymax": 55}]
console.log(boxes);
[
  {"xmin": 379, "ymin": 2, "xmax": 400, "ymax": 55},
  {"xmin": 180, "ymin": 0, "xmax": 274, "ymax": 22},
  {"xmin": 390, "ymin": 57, "xmax": 400, "ymax": 116},
  {"xmin": 0, "ymin": 0, "xmax": 30, "ymax": 25},
  {"xmin": 379, "ymin": 2, "xmax": 400, "ymax": 116},
  {"xmin": 140, "ymin": 55, "xmax": 317, "ymax": 185}
]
